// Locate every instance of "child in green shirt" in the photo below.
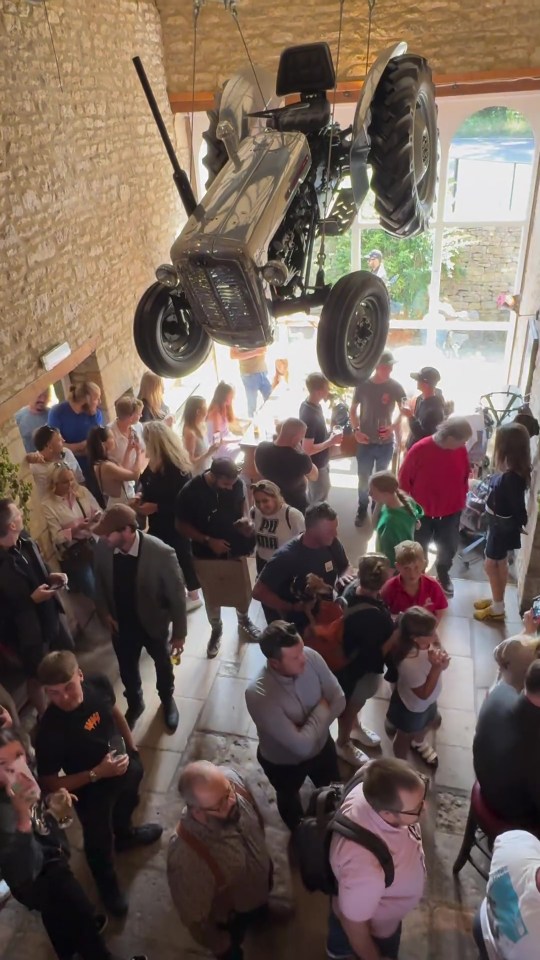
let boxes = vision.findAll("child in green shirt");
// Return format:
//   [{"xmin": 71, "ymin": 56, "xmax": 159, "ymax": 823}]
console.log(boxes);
[{"xmin": 369, "ymin": 470, "xmax": 424, "ymax": 568}]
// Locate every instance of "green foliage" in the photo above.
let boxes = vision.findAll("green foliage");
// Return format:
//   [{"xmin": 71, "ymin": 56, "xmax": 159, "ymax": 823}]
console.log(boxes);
[
  {"xmin": 0, "ymin": 443, "xmax": 32, "ymax": 527},
  {"xmin": 319, "ymin": 233, "xmax": 352, "ymax": 287},
  {"xmin": 456, "ymin": 107, "xmax": 532, "ymax": 138}
]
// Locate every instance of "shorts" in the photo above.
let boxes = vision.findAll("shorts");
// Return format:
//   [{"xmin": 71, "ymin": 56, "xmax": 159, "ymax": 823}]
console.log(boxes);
[
  {"xmin": 348, "ymin": 672, "xmax": 381, "ymax": 708},
  {"xmin": 386, "ymin": 690, "xmax": 438, "ymax": 734},
  {"xmin": 485, "ymin": 521, "xmax": 521, "ymax": 561}
]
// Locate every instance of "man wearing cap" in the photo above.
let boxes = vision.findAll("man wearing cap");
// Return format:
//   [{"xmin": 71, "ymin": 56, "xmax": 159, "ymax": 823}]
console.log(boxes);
[
  {"xmin": 349, "ymin": 352, "xmax": 406, "ymax": 527},
  {"xmin": 367, "ymin": 249, "xmax": 388, "ymax": 283},
  {"xmin": 175, "ymin": 459, "xmax": 260, "ymax": 658},
  {"xmin": 93, "ymin": 504, "xmax": 185, "ymax": 731},
  {"xmin": 402, "ymin": 367, "xmax": 447, "ymax": 450}
]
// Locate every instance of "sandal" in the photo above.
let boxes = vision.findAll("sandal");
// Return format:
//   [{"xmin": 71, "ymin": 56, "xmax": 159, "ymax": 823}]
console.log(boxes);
[
  {"xmin": 474, "ymin": 598, "xmax": 493, "ymax": 610},
  {"xmin": 411, "ymin": 740, "xmax": 438, "ymax": 767},
  {"xmin": 474, "ymin": 605, "xmax": 505, "ymax": 622}
]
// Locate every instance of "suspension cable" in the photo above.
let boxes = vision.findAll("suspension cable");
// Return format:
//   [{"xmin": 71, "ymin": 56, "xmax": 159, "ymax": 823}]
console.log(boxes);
[
  {"xmin": 189, "ymin": 1, "xmax": 204, "ymax": 190},
  {"xmin": 317, "ymin": 0, "xmax": 346, "ymax": 275},
  {"xmin": 365, "ymin": 0, "xmax": 376, "ymax": 81},
  {"xmin": 226, "ymin": 1, "xmax": 267, "ymax": 109}
]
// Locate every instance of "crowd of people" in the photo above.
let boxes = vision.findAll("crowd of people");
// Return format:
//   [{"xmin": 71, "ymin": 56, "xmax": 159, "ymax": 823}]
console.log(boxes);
[{"xmin": 0, "ymin": 357, "xmax": 536, "ymax": 960}]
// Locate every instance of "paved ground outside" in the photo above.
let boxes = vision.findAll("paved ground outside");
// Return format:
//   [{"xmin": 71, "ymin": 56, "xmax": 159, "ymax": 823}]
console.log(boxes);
[{"xmin": 1, "ymin": 464, "xmax": 517, "ymax": 959}]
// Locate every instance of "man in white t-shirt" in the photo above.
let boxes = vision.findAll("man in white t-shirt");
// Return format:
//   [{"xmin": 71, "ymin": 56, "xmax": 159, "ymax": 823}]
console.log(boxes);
[
  {"xmin": 329, "ymin": 757, "xmax": 427, "ymax": 960},
  {"xmin": 475, "ymin": 830, "xmax": 540, "ymax": 960}
]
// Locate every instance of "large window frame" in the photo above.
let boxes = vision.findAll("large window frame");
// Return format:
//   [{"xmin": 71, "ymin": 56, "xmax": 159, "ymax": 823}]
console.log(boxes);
[{"xmin": 350, "ymin": 91, "xmax": 540, "ymax": 375}]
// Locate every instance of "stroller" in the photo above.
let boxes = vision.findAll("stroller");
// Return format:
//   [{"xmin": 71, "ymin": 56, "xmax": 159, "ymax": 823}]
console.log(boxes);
[{"xmin": 458, "ymin": 474, "xmax": 492, "ymax": 568}]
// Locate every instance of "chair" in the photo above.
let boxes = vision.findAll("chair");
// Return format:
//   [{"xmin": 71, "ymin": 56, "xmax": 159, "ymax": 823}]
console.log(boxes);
[{"xmin": 452, "ymin": 781, "xmax": 515, "ymax": 880}]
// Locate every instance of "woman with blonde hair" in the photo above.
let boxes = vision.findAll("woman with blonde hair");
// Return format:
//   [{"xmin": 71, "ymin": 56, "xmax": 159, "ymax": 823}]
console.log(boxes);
[
  {"xmin": 250, "ymin": 479, "xmax": 305, "ymax": 574},
  {"xmin": 182, "ymin": 395, "xmax": 219, "ymax": 475},
  {"xmin": 87, "ymin": 425, "xmax": 143, "ymax": 505},
  {"xmin": 369, "ymin": 470, "xmax": 423, "ymax": 569},
  {"xmin": 139, "ymin": 421, "xmax": 201, "ymax": 610},
  {"xmin": 41, "ymin": 463, "xmax": 101, "ymax": 597},
  {"xmin": 138, "ymin": 370, "xmax": 172, "ymax": 424},
  {"xmin": 48, "ymin": 380, "xmax": 103, "ymax": 484}
]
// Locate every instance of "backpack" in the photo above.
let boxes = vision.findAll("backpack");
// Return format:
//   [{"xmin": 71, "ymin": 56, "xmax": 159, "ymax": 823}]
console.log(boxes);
[
  {"xmin": 294, "ymin": 771, "xmax": 394, "ymax": 895},
  {"xmin": 303, "ymin": 600, "xmax": 376, "ymax": 673}
]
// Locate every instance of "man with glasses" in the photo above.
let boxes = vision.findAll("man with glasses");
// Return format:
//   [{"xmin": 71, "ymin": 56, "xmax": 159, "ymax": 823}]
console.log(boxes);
[
  {"xmin": 167, "ymin": 760, "xmax": 271, "ymax": 959},
  {"xmin": 328, "ymin": 758, "xmax": 427, "ymax": 960}
]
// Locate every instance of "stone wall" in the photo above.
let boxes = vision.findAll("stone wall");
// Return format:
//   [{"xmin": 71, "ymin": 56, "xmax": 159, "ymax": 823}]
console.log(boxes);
[
  {"xmin": 0, "ymin": 0, "xmax": 183, "ymax": 417},
  {"xmin": 156, "ymin": 0, "xmax": 540, "ymax": 94},
  {"xmin": 440, "ymin": 226, "xmax": 522, "ymax": 322}
]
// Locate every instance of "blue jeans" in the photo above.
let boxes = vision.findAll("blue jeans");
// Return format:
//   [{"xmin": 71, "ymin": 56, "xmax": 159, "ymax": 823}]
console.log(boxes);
[
  {"xmin": 355, "ymin": 442, "xmax": 394, "ymax": 514},
  {"xmin": 327, "ymin": 910, "xmax": 402, "ymax": 959},
  {"xmin": 241, "ymin": 372, "xmax": 272, "ymax": 417}
]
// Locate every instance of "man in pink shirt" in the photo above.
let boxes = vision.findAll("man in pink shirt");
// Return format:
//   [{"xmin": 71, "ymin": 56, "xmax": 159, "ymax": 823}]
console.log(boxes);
[{"xmin": 328, "ymin": 758, "xmax": 427, "ymax": 960}]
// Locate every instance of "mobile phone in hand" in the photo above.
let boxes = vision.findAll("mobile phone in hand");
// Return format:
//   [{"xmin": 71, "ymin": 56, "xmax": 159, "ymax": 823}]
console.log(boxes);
[{"xmin": 532, "ymin": 595, "xmax": 540, "ymax": 620}]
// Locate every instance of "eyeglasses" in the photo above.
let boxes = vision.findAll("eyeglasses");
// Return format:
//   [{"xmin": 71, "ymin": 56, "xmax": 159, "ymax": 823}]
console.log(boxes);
[
  {"xmin": 195, "ymin": 781, "xmax": 237, "ymax": 814},
  {"xmin": 387, "ymin": 774, "xmax": 429, "ymax": 817}
]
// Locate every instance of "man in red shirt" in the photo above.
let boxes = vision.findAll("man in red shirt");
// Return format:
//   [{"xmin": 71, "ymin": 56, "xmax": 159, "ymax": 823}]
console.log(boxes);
[{"xmin": 398, "ymin": 418, "xmax": 472, "ymax": 597}]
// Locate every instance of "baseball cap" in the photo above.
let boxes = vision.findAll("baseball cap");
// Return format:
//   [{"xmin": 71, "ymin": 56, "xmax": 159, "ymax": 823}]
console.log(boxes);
[
  {"xmin": 366, "ymin": 249, "xmax": 383, "ymax": 260},
  {"xmin": 209, "ymin": 458, "xmax": 241, "ymax": 480},
  {"xmin": 92, "ymin": 504, "xmax": 137, "ymax": 536},
  {"xmin": 410, "ymin": 366, "xmax": 440, "ymax": 386},
  {"xmin": 377, "ymin": 349, "xmax": 396, "ymax": 366}
]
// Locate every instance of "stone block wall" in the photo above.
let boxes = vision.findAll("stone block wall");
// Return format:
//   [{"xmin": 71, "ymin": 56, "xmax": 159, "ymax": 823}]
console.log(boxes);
[
  {"xmin": 0, "ymin": 0, "xmax": 183, "ymax": 415},
  {"xmin": 156, "ymin": 0, "xmax": 540, "ymax": 94},
  {"xmin": 440, "ymin": 226, "xmax": 522, "ymax": 322}
]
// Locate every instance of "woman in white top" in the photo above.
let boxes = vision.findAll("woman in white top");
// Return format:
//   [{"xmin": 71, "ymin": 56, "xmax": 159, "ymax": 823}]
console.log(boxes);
[
  {"xmin": 386, "ymin": 605, "xmax": 450, "ymax": 768},
  {"xmin": 250, "ymin": 479, "xmax": 305, "ymax": 574},
  {"xmin": 107, "ymin": 394, "xmax": 146, "ymax": 497},
  {"xmin": 182, "ymin": 395, "xmax": 219, "ymax": 476},
  {"xmin": 206, "ymin": 381, "xmax": 242, "ymax": 459},
  {"xmin": 41, "ymin": 463, "xmax": 101, "ymax": 597},
  {"xmin": 87, "ymin": 425, "xmax": 144, "ymax": 505}
]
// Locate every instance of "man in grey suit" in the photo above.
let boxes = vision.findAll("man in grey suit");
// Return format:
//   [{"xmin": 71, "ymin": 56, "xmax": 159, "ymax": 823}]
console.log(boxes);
[{"xmin": 93, "ymin": 504, "xmax": 186, "ymax": 731}]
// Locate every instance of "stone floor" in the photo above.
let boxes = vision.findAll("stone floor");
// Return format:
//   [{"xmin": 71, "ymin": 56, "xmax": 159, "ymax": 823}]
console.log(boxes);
[{"xmin": 1, "ymin": 468, "xmax": 521, "ymax": 960}]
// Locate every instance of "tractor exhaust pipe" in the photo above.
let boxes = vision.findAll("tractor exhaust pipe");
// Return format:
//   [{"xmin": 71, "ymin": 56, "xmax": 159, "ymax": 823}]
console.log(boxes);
[{"xmin": 132, "ymin": 56, "xmax": 197, "ymax": 217}]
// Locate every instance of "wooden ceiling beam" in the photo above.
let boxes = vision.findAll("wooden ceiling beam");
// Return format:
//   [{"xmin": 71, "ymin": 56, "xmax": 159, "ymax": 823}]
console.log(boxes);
[{"xmin": 169, "ymin": 67, "xmax": 540, "ymax": 113}]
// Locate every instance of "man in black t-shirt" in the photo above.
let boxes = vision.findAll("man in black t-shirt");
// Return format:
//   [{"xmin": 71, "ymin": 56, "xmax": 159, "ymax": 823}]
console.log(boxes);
[
  {"xmin": 255, "ymin": 418, "xmax": 317, "ymax": 514},
  {"xmin": 349, "ymin": 351, "xmax": 406, "ymax": 527},
  {"xmin": 176, "ymin": 458, "xmax": 259, "ymax": 658},
  {"xmin": 35, "ymin": 651, "xmax": 162, "ymax": 918},
  {"xmin": 253, "ymin": 501, "xmax": 353, "ymax": 632},
  {"xmin": 299, "ymin": 373, "xmax": 343, "ymax": 505}
]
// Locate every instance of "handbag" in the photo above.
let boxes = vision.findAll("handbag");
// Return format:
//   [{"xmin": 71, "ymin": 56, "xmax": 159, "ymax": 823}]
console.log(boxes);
[{"xmin": 193, "ymin": 557, "xmax": 253, "ymax": 610}]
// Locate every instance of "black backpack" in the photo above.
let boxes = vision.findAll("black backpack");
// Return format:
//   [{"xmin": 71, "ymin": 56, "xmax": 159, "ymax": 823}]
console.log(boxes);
[{"xmin": 293, "ymin": 771, "xmax": 395, "ymax": 895}]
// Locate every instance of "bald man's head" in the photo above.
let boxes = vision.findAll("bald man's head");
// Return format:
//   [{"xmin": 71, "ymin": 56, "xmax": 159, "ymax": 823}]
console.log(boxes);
[
  {"xmin": 178, "ymin": 761, "xmax": 238, "ymax": 823},
  {"xmin": 276, "ymin": 417, "xmax": 306, "ymax": 447}
]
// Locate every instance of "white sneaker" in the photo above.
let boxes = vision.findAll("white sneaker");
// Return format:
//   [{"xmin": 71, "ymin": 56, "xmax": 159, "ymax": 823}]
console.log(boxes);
[
  {"xmin": 186, "ymin": 597, "xmax": 203, "ymax": 613},
  {"xmin": 336, "ymin": 741, "xmax": 368, "ymax": 767},
  {"xmin": 354, "ymin": 725, "xmax": 381, "ymax": 748}
]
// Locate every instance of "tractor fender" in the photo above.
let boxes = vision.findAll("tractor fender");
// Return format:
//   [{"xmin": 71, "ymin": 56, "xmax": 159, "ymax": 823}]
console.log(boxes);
[{"xmin": 350, "ymin": 41, "xmax": 408, "ymax": 208}]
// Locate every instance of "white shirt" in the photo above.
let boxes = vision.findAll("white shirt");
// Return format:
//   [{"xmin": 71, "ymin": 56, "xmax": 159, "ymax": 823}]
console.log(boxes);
[
  {"xmin": 397, "ymin": 648, "xmax": 442, "ymax": 712},
  {"xmin": 107, "ymin": 420, "xmax": 144, "ymax": 498},
  {"xmin": 250, "ymin": 503, "xmax": 305, "ymax": 561},
  {"xmin": 30, "ymin": 449, "xmax": 84, "ymax": 497},
  {"xmin": 114, "ymin": 530, "xmax": 141, "ymax": 557},
  {"xmin": 480, "ymin": 830, "xmax": 540, "ymax": 960}
]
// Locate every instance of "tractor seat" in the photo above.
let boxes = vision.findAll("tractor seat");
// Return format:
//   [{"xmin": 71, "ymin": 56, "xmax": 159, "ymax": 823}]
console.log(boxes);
[
  {"xmin": 273, "ymin": 98, "xmax": 331, "ymax": 134},
  {"xmin": 276, "ymin": 42, "xmax": 336, "ymax": 97}
]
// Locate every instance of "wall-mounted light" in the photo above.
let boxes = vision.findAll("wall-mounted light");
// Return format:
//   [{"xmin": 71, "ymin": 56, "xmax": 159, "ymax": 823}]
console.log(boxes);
[{"xmin": 40, "ymin": 342, "xmax": 71, "ymax": 372}]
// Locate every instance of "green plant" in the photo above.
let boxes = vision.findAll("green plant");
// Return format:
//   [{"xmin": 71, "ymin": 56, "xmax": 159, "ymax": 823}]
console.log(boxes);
[{"xmin": 0, "ymin": 443, "xmax": 32, "ymax": 527}]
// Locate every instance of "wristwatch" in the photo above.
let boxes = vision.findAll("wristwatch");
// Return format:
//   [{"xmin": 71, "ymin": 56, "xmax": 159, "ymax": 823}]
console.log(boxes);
[{"xmin": 88, "ymin": 769, "xmax": 98, "ymax": 783}]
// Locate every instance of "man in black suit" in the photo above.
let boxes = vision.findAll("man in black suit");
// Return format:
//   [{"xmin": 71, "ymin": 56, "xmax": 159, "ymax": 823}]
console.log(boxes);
[
  {"xmin": 93, "ymin": 503, "xmax": 186, "ymax": 731},
  {"xmin": 0, "ymin": 497, "xmax": 73, "ymax": 715}
]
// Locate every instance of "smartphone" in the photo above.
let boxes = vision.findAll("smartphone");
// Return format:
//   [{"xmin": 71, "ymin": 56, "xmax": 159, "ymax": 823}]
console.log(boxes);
[
  {"xmin": 48, "ymin": 583, "xmax": 63, "ymax": 591},
  {"xmin": 532, "ymin": 595, "xmax": 540, "ymax": 620}
]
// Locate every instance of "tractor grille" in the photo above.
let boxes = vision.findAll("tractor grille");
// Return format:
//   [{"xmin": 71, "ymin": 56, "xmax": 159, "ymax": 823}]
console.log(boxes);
[{"xmin": 180, "ymin": 260, "xmax": 256, "ymax": 332}]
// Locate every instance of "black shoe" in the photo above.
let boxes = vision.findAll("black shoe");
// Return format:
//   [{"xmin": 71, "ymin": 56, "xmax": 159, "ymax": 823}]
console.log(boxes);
[
  {"xmin": 125, "ymin": 699, "xmax": 145, "ymax": 730},
  {"xmin": 206, "ymin": 623, "xmax": 223, "ymax": 659},
  {"xmin": 354, "ymin": 510, "xmax": 367, "ymax": 528},
  {"xmin": 238, "ymin": 615, "xmax": 261, "ymax": 642},
  {"xmin": 438, "ymin": 575, "xmax": 454, "ymax": 598},
  {"xmin": 100, "ymin": 884, "xmax": 129, "ymax": 918},
  {"xmin": 161, "ymin": 697, "xmax": 179, "ymax": 732},
  {"xmin": 115, "ymin": 823, "xmax": 163, "ymax": 852}
]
